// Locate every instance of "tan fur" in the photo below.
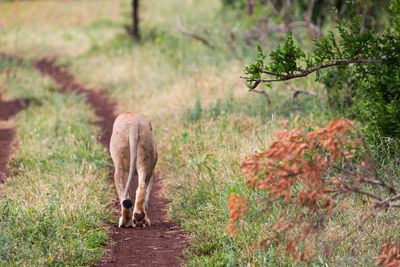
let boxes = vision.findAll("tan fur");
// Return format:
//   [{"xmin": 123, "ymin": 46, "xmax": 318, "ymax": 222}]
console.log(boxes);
[{"xmin": 110, "ymin": 112, "xmax": 158, "ymax": 228}]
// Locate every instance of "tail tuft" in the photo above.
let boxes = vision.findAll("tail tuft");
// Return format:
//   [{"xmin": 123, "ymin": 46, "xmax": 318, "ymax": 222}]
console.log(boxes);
[{"xmin": 122, "ymin": 199, "xmax": 133, "ymax": 209}]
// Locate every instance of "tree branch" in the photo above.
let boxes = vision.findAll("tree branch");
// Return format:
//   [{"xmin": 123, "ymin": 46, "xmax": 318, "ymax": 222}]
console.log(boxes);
[
  {"xmin": 176, "ymin": 17, "xmax": 214, "ymax": 50},
  {"xmin": 360, "ymin": 178, "xmax": 397, "ymax": 195},
  {"xmin": 350, "ymin": 186, "xmax": 383, "ymax": 202},
  {"xmin": 360, "ymin": 138, "xmax": 398, "ymax": 195},
  {"xmin": 335, "ymin": 175, "xmax": 383, "ymax": 202},
  {"xmin": 376, "ymin": 193, "xmax": 400, "ymax": 208},
  {"xmin": 303, "ymin": 0, "xmax": 322, "ymax": 38},
  {"xmin": 251, "ymin": 89, "xmax": 272, "ymax": 104},
  {"xmin": 260, "ymin": 20, "xmax": 321, "ymax": 36},
  {"xmin": 243, "ymin": 58, "xmax": 382, "ymax": 90},
  {"xmin": 267, "ymin": 0, "xmax": 279, "ymax": 15},
  {"xmin": 288, "ymin": 84, "xmax": 321, "ymax": 99},
  {"xmin": 261, "ymin": 70, "xmax": 288, "ymax": 77},
  {"xmin": 290, "ymin": 21, "xmax": 321, "ymax": 37},
  {"xmin": 304, "ymin": 0, "xmax": 316, "ymax": 25}
]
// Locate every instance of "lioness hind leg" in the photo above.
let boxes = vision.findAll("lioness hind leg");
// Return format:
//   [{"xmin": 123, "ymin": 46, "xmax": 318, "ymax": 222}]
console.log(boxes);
[
  {"xmin": 133, "ymin": 169, "xmax": 151, "ymax": 228},
  {"xmin": 111, "ymin": 146, "xmax": 132, "ymax": 228},
  {"xmin": 144, "ymin": 174, "xmax": 155, "ymax": 218},
  {"xmin": 132, "ymin": 182, "xmax": 148, "ymax": 228},
  {"xmin": 119, "ymin": 204, "xmax": 132, "ymax": 228},
  {"xmin": 116, "ymin": 168, "xmax": 133, "ymax": 228}
]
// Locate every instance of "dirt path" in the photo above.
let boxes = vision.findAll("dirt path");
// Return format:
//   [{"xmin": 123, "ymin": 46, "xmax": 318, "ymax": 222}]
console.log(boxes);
[
  {"xmin": 0, "ymin": 92, "xmax": 29, "ymax": 183},
  {"xmin": 0, "ymin": 55, "xmax": 30, "ymax": 183},
  {"xmin": 0, "ymin": 57, "xmax": 187, "ymax": 266}
]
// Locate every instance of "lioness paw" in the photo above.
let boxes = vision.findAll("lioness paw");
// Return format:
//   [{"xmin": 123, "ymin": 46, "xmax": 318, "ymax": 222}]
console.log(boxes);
[
  {"xmin": 144, "ymin": 217, "xmax": 151, "ymax": 227},
  {"xmin": 118, "ymin": 216, "xmax": 133, "ymax": 228},
  {"xmin": 133, "ymin": 211, "xmax": 150, "ymax": 229},
  {"xmin": 119, "ymin": 207, "xmax": 133, "ymax": 228}
]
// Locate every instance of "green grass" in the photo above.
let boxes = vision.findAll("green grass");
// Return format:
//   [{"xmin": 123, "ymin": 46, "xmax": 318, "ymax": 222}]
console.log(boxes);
[
  {"xmin": 163, "ymin": 95, "xmax": 400, "ymax": 266},
  {"xmin": 161, "ymin": 96, "xmax": 313, "ymax": 265},
  {"xmin": 0, "ymin": 59, "xmax": 112, "ymax": 265}
]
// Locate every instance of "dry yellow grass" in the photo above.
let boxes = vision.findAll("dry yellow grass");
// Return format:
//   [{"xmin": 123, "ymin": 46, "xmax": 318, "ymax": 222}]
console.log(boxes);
[
  {"xmin": 0, "ymin": 1, "xmax": 122, "ymax": 28},
  {"xmin": 0, "ymin": 0, "xmax": 124, "ymax": 57}
]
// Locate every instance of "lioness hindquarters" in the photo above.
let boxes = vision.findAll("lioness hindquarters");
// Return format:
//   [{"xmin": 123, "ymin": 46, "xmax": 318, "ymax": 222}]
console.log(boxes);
[{"xmin": 110, "ymin": 112, "xmax": 157, "ymax": 228}]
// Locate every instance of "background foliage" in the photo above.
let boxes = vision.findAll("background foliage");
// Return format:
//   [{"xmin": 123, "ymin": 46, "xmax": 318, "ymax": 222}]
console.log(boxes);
[{"xmin": 243, "ymin": 1, "xmax": 400, "ymax": 140}]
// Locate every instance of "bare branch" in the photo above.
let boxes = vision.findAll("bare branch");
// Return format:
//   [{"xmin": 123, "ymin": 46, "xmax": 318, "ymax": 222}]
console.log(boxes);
[
  {"xmin": 290, "ymin": 21, "xmax": 321, "ymax": 38},
  {"xmin": 360, "ymin": 138, "xmax": 398, "ymax": 194},
  {"xmin": 267, "ymin": 0, "xmax": 279, "ymax": 15},
  {"xmin": 244, "ymin": 17, "xmax": 320, "ymax": 45},
  {"xmin": 360, "ymin": 178, "xmax": 397, "ymax": 195},
  {"xmin": 251, "ymin": 89, "xmax": 272, "ymax": 104},
  {"xmin": 176, "ymin": 17, "xmax": 214, "ymax": 50},
  {"xmin": 376, "ymin": 193, "xmax": 400, "ymax": 208},
  {"xmin": 304, "ymin": 0, "xmax": 316, "ymax": 25},
  {"xmin": 263, "ymin": 20, "xmax": 321, "ymax": 36},
  {"xmin": 292, "ymin": 89, "xmax": 321, "ymax": 98},
  {"xmin": 350, "ymin": 186, "xmax": 383, "ymax": 202},
  {"xmin": 303, "ymin": 0, "xmax": 322, "ymax": 38},
  {"xmin": 335, "ymin": 175, "xmax": 383, "ymax": 202},
  {"xmin": 249, "ymin": 80, "xmax": 261, "ymax": 90},
  {"xmin": 288, "ymin": 84, "xmax": 321, "ymax": 99}
]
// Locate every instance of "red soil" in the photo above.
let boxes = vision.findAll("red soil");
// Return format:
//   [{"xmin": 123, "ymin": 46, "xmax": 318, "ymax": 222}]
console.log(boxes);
[
  {"xmin": 0, "ymin": 91, "xmax": 30, "ymax": 183},
  {"xmin": 34, "ymin": 59, "xmax": 188, "ymax": 266}
]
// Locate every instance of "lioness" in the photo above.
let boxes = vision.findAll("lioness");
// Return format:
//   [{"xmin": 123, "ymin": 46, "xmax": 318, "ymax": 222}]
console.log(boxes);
[{"xmin": 110, "ymin": 112, "xmax": 158, "ymax": 228}]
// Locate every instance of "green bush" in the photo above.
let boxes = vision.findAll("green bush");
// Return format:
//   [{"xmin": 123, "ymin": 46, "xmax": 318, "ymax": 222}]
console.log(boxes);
[{"xmin": 243, "ymin": 1, "xmax": 400, "ymax": 140}]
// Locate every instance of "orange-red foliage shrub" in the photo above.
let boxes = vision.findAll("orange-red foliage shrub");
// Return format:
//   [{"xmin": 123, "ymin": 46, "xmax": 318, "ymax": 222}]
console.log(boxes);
[
  {"xmin": 241, "ymin": 118, "xmax": 355, "ymax": 212},
  {"xmin": 375, "ymin": 242, "xmax": 400, "ymax": 267},
  {"xmin": 226, "ymin": 194, "xmax": 247, "ymax": 234},
  {"xmin": 231, "ymin": 118, "xmax": 399, "ymax": 263}
]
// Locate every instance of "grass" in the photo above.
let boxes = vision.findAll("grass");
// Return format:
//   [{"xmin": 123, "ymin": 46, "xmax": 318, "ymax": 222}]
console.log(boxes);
[
  {"xmin": 0, "ymin": 0, "xmax": 399, "ymax": 266},
  {"xmin": 162, "ymin": 106, "xmax": 281, "ymax": 266},
  {"xmin": 163, "ymin": 95, "xmax": 400, "ymax": 265},
  {"xmin": 0, "ymin": 58, "xmax": 112, "ymax": 265}
]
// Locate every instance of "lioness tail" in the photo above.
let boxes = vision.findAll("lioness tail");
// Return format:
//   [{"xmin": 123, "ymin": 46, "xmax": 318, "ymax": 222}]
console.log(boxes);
[{"xmin": 122, "ymin": 122, "xmax": 140, "ymax": 207}]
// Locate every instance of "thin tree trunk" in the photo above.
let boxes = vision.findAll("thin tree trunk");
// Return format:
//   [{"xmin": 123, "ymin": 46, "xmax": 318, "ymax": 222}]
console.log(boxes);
[
  {"xmin": 246, "ymin": 0, "xmax": 254, "ymax": 16},
  {"xmin": 132, "ymin": 0, "xmax": 140, "ymax": 41}
]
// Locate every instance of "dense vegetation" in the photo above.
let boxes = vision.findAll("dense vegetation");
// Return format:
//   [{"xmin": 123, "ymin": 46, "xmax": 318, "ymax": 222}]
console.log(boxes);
[
  {"xmin": 243, "ymin": 1, "xmax": 400, "ymax": 140},
  {"xmin": 0, "ymin": 0, "xmax": 399, "ymax": 265}
]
